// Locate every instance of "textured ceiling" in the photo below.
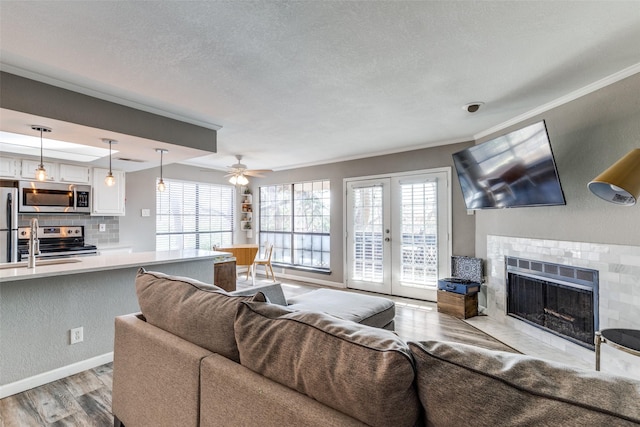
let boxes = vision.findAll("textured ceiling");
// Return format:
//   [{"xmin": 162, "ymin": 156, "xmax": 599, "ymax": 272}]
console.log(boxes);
[{"xmin": 1, "ymin": 1, "xmax": 640, "ymax": 172}]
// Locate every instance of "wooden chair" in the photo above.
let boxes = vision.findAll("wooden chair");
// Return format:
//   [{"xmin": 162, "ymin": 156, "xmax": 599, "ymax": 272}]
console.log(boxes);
[{"xmin": 250, "ymin": 243, "xmax": 276, "ymax": 282}]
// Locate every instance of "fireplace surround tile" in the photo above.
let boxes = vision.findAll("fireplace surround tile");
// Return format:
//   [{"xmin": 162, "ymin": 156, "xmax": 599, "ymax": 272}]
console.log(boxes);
[{"xmin": 482, "ymin": 235, "xmax": 640, "ymax": 380}]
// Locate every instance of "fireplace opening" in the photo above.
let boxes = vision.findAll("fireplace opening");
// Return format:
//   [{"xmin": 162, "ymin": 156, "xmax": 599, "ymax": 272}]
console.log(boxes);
[{"xmin": 506, "ymin": 257, "xmax": 598, "ymax": 350}]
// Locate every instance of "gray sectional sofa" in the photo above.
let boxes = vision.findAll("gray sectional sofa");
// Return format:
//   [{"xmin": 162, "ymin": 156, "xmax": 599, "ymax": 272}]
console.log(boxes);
[{"xmin": 112, "ymin": 269, "xmax": 640, "ymax": 427}]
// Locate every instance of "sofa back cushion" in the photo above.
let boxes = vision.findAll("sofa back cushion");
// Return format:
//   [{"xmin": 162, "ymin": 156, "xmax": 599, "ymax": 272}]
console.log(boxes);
[
  {"xmin": 135, "ymin": 268, "xmax": 265, "ymax": 362},
  {"xmin": 409, "ymin": 340, "xmax": 640, "ymax": 426},
  {"xmin": 234, "ymin": 301, "xmax": 420, "ymax": 427}
]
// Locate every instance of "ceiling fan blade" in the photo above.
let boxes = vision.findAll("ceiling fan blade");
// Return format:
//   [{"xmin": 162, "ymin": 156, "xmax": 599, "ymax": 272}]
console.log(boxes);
[{"xmin": 244, "ymin": 169, "xmax": 273, "ymax": 176}]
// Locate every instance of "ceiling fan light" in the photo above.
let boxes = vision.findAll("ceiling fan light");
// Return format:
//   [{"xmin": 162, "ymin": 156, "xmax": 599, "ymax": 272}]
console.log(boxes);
[
  {"xmin": 229, "ymin": 175, "xmax": 238, "ymax": 185},
  {"xmin": 237, "ymin": 174, "xmax": 249, "ymax": 186}
]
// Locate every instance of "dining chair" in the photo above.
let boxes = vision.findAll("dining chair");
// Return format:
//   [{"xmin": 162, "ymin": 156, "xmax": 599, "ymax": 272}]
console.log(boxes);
[{"xmin": 250, "ymin": 243, "xmax": 276, "ymax": 282}]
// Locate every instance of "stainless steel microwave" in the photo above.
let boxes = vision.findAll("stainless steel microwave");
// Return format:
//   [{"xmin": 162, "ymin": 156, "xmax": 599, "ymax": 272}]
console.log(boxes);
[{"xmin": 18, "ymin": 181, "xmax": 91, "ymax": 214}]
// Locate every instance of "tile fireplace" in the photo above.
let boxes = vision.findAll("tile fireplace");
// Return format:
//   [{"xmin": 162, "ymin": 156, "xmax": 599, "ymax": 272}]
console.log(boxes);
[{"xmin": 482, "ymin": 235, "xmax": 640, "ymax": 379}]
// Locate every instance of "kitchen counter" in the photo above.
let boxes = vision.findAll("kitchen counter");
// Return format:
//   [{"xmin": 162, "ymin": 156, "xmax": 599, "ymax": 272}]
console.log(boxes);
[
  {"xmin": 0, "ymin": 249, "xmax": 235, "ymax": 398},
  {"xmin": 0, "ymin": 249, "xmax": 234, "ymax": 282}
]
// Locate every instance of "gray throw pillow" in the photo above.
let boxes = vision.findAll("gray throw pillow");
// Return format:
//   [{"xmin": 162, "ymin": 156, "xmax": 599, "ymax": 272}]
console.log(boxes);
[
  {"xmin": 135, "ymin": 268, "xmax": 265, "ymax": 362},
  {"xmin": 234, "ymin": 301, "xmax": 421, "ymax": 427},
  {"xmin": 409, "ymin": 340, "xmax": 640, "ymax": 426}
]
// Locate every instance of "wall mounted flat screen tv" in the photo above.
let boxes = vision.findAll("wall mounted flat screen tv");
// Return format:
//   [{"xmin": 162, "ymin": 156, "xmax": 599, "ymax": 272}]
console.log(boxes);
[{"xmin": 452, "ymin": 120, "xmax": 565, "ymax": 209}]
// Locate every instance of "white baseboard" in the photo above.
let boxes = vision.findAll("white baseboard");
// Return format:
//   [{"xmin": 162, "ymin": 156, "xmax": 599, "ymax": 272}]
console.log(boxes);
[
  {"xmin": 0, "ymin": 352, "xmax": 114, "ymax": 399},
  {"xmin": 270, "ymin": 271, "xmax": 346, "ymax": 288}
]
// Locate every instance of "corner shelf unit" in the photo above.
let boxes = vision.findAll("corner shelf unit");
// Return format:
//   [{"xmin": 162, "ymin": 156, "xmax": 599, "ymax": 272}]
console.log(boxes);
[{"xmin": 240, "ymin": 193, "xmax": 253, "ymax": 233}]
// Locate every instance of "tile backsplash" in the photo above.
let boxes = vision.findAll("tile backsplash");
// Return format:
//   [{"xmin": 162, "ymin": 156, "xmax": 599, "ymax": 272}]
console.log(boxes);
[{"xmin": 18, "ymin": 214, "xmax": 119, "ymax": 247}]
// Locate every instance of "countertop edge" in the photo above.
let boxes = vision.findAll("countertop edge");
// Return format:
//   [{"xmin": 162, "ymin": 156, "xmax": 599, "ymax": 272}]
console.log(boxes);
[{"xmin": 0, "ymin": 250, "xmax": 234, "ymax": 282}]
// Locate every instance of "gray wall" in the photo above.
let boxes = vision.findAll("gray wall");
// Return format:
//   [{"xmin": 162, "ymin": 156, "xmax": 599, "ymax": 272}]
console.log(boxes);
[
  {"xmin": 0, "ymin": 259, "xmax": 214, "ymax": 385},
  {"xmin": 475, "ymin": 72, "xmax": 640, "ymax": 261},
  {"xmin": 122, "ymin": 142, "xmax": 476, "ymax": 284}
]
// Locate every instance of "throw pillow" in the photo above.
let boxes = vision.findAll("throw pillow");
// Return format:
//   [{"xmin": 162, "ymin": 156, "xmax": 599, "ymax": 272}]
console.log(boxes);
[
  {"xmin": 409, "ymin": 340, "xmax": 640, "ymax": 426},
  {"xmin": 234, "ymin": 301, "xmax": 421, "ymax": 427},
  {"xmin": 135, "ymin": 268, "xmax": 266, "ymax": 362}
]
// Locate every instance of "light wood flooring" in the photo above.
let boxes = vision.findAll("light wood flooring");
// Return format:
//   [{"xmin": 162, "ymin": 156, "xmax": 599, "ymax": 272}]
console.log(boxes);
[{"xmin": 0, "ymin": 279, "xmax": 513, "ymax": 426}]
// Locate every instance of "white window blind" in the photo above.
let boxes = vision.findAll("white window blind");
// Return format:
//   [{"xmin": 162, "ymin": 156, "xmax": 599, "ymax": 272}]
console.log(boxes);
[{"xmin": 156, "ymin": 178, "xmax": 235, "ymax": 251}]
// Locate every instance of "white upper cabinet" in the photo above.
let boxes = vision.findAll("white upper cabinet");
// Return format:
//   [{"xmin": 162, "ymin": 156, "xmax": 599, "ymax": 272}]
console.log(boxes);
[
  {"xmin": 21, "ymin": 159, "xmax": 59, "ymax": 181},
  {"xmin": 0, "ymin": 156, "xmax": 19, "ymax": 178},
  {"xmin": 92, "ymin": 168, "xmax": 126, "ymax": 216},
  {"xmin": 59, "ymin": 163, "xmax": 91, "ymax": 184}
]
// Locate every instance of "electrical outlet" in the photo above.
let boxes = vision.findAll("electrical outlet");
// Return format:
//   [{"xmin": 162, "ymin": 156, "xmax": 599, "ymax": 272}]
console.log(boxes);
[
  {"xmin": 70, "ymin": 327, "xmax": 83, "ymax": 345},
  {"xmin": 99, "ymin": 224, "xmax": 106, "ymax": 232}
]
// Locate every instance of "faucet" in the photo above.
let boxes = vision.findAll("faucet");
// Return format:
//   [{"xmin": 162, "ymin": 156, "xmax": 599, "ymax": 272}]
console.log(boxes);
[{"xmin": 28, "ymin": 218, "xmax": 40, "ymax": 268}]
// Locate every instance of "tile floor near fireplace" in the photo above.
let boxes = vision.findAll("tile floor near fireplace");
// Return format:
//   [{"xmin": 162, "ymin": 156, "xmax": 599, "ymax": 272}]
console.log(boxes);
[{"xmin": 471, "ymin": 235, "xmax": 640, "ymax": 380}]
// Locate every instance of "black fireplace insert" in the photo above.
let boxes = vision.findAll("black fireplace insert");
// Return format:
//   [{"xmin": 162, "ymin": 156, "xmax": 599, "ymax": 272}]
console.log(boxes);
[{"xmin": 506, "ymin": 257, "xmax": 598, "ymax": 349}]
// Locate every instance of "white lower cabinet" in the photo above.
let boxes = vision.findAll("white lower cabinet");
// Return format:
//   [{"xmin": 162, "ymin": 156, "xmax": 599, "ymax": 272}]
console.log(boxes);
[{"xmin": 92, "ymin": 168, "xmax": 126, "ymax": 216}]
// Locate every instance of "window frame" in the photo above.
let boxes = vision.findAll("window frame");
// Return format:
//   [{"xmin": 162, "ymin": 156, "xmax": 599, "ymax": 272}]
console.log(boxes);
[
  {"xmin": 258, "ymin": 180, "xmax": 331, "ymax": 272},
  {"xmin": 155, "ymin": 178, "xmax": 236, "ymax": 251}
]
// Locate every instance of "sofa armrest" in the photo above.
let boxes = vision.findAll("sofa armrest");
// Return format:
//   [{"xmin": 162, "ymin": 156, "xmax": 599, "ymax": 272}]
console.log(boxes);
[
  {"xmin": 229, "ymin": 282, "xmax": 287, "ymax": 306},
  {"xmin": 112, "ymin": 313, "xmax": 212, "ymax": 427}
]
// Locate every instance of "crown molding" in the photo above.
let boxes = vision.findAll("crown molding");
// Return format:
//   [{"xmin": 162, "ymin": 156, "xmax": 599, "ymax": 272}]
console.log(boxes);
[{"xmin": 475, "ymin": 62, "xmax": 640, "ymax": 141}]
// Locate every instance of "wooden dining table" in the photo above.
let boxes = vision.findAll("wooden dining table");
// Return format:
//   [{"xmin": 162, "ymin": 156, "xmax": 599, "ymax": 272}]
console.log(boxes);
[{"xmin": 216, "ymin": 244, "xmax": 259, "ymax": 285}]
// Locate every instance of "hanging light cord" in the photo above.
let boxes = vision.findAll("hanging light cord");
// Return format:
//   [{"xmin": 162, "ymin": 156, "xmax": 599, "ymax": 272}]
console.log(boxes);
[
  {"xmin": 108, "ymin": 140, "xmax": 113, "ymax": 173},
  {"xmin": 160, "ymin": 150, "xmax": 163, "ymax": 179},
  {"xmin": 39, "ymin": 128, "xmax": 44, "ymax": 167}
]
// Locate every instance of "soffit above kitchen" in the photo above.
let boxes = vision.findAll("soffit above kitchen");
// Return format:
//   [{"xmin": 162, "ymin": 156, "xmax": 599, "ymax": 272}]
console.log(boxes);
[{"xmin": 1, "ymin": 1, "xmax": 640, "ymax": 172}]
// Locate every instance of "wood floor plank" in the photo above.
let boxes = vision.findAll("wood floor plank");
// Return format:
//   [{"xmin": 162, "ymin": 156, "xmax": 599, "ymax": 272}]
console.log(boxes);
[
  {"xmin": 74, "ymin": 388, "xmax": 112, "ymax": 427},
  {"xmin": 58, "ymin": 370, "xmax": 104, "ymax": 398},
  {"xmin": 24, "ymin": 379, "xmax": 84, "ymax": 424},
  {"xmin": 0, "ymin": 392, "xmax": 45, "ymax": 427}
]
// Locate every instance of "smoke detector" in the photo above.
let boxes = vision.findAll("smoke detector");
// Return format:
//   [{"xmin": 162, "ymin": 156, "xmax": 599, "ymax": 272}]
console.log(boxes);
[{"xmin": 463, "ymin": 102, "xmax": 484, "ymax": 113}]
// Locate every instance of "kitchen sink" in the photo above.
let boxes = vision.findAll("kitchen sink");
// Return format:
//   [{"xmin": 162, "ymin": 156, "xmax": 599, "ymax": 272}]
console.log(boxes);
[{"xmin": 0, "ymin": 258, "xmax": 82, "ymax": 270}]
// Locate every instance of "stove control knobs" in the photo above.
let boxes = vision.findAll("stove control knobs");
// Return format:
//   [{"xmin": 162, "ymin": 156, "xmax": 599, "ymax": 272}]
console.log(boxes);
[{"xmin": 20, "ymin": 230, "xmax": 27, "ymax": 237}]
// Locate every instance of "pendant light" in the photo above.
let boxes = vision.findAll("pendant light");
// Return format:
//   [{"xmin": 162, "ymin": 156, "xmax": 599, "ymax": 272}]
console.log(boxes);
[
  {"xmin": 156, "ymin": 148, "xmax": 168, "ymax": 192},
  {"xmin": 103, "ymin": 139, "xmax": 117, "ymax": 187},
  {"xmin": 32, "ymin": 125, "xmax": 51, "ymax": 181}
]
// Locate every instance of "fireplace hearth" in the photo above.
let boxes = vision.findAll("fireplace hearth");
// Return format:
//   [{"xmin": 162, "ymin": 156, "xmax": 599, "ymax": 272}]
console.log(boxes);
[{"xmin": 506, "ymin": 257, "xmax": 598, "ymax": 349}]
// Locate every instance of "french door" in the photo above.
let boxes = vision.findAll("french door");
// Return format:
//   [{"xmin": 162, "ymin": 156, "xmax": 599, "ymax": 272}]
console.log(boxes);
[{"xmin": 345, "ymin": 170, "xmax": 451, "ymax": 301}]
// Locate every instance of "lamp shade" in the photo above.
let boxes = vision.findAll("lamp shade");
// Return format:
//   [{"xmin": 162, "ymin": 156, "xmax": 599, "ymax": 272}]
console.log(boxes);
[{"xmin": 588, "ymin": 149, "xmax": 640, "ymax": 206}]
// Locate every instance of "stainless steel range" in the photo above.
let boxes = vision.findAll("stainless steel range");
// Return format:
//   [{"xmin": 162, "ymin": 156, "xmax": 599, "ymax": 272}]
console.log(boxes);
[{"xmin": 17, "ymin": 226, "xmax": 98, "ymax": 260}]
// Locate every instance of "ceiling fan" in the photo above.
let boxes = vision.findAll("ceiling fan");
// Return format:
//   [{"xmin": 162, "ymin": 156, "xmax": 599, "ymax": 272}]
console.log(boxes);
[{"xmin": 225, "ymin": 155, "xmax": 272, "ymax": 185}]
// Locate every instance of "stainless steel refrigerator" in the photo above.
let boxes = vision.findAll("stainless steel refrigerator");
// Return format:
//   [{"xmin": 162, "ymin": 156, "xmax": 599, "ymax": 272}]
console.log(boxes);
[{"xmin": 1, "ymin": 187, "xmax": 18, "ymax": 263}]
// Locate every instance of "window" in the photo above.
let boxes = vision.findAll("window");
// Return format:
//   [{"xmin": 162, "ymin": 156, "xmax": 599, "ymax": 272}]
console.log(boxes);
[
  {"xmin": 156, "ymin": 178, "xmax": 235, "ymax": 251},
  {"xmin": 259, "ymin": 180, "xmax": 330, "ymax": 271}
]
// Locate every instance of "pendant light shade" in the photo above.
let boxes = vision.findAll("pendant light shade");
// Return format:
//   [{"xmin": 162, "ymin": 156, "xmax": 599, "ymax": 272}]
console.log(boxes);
[
  {"xmin": 588, "ymin": 149, "xmax": 640, "ymax": 206},
  {"xmin": 103, "ymin": 139, "xmax": 117, "ymax": 187},
  {"xmin": 156, "ymin": 148, "xmax": 168, "ymax": 192},
  {"xmin": 32, "ymin": 125, "xmax": 51, "ymax": 181}
]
